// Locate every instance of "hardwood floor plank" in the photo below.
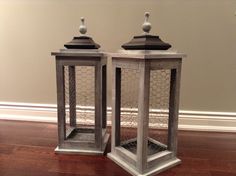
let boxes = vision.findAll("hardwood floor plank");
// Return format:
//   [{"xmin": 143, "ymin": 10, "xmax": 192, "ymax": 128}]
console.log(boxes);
[
  {"xmin": 210, "ymin": 171, "xmax": 236, "ymax": 176},
  {"xmin": 0, "ymin": 120, "xmax": 236, "ymax": 176}
]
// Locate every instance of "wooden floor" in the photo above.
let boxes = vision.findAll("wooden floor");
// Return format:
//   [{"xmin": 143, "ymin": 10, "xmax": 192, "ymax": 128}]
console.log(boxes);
[{"xmin": 0, "ymin": 120, "xmax": 236, "ymax": 176}]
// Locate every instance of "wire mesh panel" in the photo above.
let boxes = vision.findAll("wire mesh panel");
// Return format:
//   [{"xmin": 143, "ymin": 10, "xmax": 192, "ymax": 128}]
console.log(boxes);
[
  {"xmin": 64, "ymin": 66, "xmax": 71, "ymax": 132},
  {"xmin": 75, "ymin": 66, "xmax": 95, "ymax": 126},
  {"xmin": 148, "ymin": 69, "xmax": 171, "ymax": 156},
  {"xmin": 63, "ymin": 65, "xmax": 95, "ymax": 142},
  {"xmin": 120, "ymin": 68, "xmax": 140, "ymax": 154}
]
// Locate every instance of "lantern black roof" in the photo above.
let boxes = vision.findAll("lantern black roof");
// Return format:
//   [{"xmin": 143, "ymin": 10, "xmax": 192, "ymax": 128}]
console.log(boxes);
[
  {"xmin": 122, "ymin": 12, "xmax": 171, "ymax": 50},
  {"xmin": 64, "ymin": 17, "xmax": 100, "ymax": 49}
]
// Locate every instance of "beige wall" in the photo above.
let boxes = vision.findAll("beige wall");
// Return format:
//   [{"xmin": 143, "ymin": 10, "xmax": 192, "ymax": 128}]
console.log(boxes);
[{"xmin": 0, "ymin": 0, "xmax": 236, "ymax": 112}]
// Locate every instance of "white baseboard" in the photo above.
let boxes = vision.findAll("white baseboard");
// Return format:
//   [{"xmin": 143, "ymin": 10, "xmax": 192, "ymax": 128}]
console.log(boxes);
[{"xmin": 0, "ymin": 102, "xmax": 236, "ymax": 132}]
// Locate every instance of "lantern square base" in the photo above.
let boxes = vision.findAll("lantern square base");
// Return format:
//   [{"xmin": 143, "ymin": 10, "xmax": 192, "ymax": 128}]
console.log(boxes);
[
  {"xmin": 108, "ymin": 152, "xmax": 181, "ymax": 176},
  {"xmin": 55, "ymin": 131, "xmax": 109, "ymax": 155}
]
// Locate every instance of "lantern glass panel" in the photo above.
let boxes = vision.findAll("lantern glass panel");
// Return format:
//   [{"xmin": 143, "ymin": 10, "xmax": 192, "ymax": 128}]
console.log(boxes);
[
  {"xmin": 120, "ymin": 68, "xmax": 140, "ymax": 154},
  {"xmin": 148, "ymin": 69, "xmax": 171, "ymax": 155}
]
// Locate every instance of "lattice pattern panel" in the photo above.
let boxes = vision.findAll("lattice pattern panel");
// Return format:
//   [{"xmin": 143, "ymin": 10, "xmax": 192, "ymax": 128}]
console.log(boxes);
[
  {"xmin": 120, "ymin": 68, "xmax": 140, "ymax": 154},
  {"xmin": 148, "ymin": 69, "xmax": 171, "ymax": 154}
]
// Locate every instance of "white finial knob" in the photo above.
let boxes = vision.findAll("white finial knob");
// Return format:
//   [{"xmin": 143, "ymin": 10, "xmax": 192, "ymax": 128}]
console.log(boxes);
[
  {"xmin": 142, "ymin": 12, "xmax": 151, "ymax": 34},
  {"xmin": 79, "ymin": 17, "xmax": 87, "ymax": 35}
]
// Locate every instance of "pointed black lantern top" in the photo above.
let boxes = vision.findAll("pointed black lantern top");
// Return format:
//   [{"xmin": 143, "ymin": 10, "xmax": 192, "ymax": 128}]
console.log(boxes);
[
  {"xmin": 122, "ymin": 12, "xmax": 171, "ymax": 50},
  {"xmin": 64, "ymin": 17, "xmax": 100, "ymax": 49}
]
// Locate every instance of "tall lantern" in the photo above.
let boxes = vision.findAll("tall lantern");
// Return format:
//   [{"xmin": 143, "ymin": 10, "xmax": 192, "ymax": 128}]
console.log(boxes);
[
  {"xmin": 52, "ymin": 17, "xmax": 109, "ymax": 154},
  {"xmin": 108, "ymin": 12, "xmax": 186, "ymax": 175}
]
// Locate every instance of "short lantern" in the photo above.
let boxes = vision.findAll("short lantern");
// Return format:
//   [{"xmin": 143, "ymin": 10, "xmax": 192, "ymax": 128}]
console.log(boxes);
[
  {"xmin": 52, "ymin": 17, "xmax": 109, "ymax": 154},
  {"xmin": 108, "ymin": 13, "xmax": 186, "ymax": 175}
]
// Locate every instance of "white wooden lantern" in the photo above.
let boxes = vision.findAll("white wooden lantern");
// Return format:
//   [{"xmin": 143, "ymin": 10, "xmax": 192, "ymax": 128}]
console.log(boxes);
[
  {"xmin": 52, "ymin": 17, "xmax": 109, "ymax": 155},
  {"xmin": 108, "ymin": 13, "xmax": 186, "ymax": 175}
]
